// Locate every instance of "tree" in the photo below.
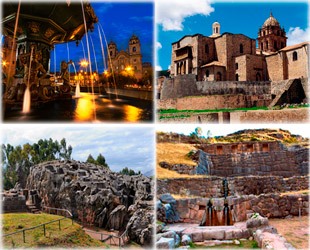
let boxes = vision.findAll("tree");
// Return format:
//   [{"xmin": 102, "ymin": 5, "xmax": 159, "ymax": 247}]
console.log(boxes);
[
  {"xmin": 119, "ymin": 167, "xmax": 141, "ymax": 176},
  {"xmin": 2, "ymin": 138, "xmax": 73, "ymax": 190},
  {"xmin": 86, "ymin": 154, "xmax": 96, "ymax": 164},
  {"xmin": 96, "ymin": 153, "xmax": 108, "ymax": 168}
]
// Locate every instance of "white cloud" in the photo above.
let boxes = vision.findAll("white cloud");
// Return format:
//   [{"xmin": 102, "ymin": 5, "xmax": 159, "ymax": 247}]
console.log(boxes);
[
  {"xmin": 155, "ymin": 65, "xmax": 162, "ymax": 71},
  {"xmin": 156, "ymin": 0, "xmax": 214, "ymax": 31},
  {"xmin": 156, "ymin": 42, "xmax": 162, "ymax": 49},
  {"xmin": 287, "ymin": 27, "xmax": 310, "ymax": 46}
]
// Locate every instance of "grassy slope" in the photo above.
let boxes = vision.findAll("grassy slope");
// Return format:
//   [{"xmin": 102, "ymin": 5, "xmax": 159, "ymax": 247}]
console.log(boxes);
[
  {"xmin": 157, "ymin": 142, "xmax": 206, "ymax": 179},
  {"xmin": 2, "ymin": 213, "xmax": 106, "ymax": 248}
]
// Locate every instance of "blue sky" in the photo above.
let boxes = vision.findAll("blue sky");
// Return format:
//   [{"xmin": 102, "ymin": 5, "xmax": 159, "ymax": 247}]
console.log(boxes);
[
  {"xmin": 50, "ymin": 1, "xmax": 153, "ymax": 73},
  {"xmin": 156, "ymin": 0, "xmax": 309, "ymax": 70},
  {"xmin": 2, "ymin": 125, "xmax": 155, "ymax": 174}
]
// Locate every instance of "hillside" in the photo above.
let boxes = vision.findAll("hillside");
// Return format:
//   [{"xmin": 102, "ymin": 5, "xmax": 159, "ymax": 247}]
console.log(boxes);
[
  {"xmin": 2, "ymin": 213, "xmax": 106, "ymax": 248},
  {"xmin": 157, "ymin": 128, "xmax": 308, "ymax": 146},
  {"xmin": 156, "ymin": 129, "xmax": 309, "ymax": 179}
]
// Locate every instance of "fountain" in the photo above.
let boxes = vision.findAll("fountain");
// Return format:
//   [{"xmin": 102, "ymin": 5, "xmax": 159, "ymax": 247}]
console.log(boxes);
[
  {"xmin": 2, "ymin": 1, "xmax": 153, "ymax": 122},
  {"xmin": 2, "ymin": 1, "xmax": 98, "ymax": 110},
  {"xmin": 200, "ymin": 178, "xmax": 233, "ymax": 226}
]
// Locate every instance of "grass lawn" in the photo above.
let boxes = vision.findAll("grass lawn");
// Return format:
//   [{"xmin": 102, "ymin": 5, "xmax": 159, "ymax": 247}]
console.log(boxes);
[{"xmin": 2, "ymin": 213, "xmax": 107, "ymax": 248}]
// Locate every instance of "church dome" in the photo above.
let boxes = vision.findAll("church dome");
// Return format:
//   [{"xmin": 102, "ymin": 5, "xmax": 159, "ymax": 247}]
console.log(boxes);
[{"xmin": 263, "ymin": 12, "xmax": 280, "ymax": 27}]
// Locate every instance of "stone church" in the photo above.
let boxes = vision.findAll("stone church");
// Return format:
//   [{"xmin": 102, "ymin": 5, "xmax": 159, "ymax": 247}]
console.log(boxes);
[
  {"xmin": 108, "ymin": 34, "xmax": 143, "ymax": 80},
  {"xmin": 170, "ymin": 13, "xmax": 309, "ymax": 82}
]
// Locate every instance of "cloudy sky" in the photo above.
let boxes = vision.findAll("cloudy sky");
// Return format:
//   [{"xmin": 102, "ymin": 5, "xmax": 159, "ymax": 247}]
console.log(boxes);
[
  {"xmin": 156, "ymin": 0, "xmax": 309, "ymax": 70},
  {"xmin": 2, "ymin": 124, "xmax": 155, "ymax": 174},
  {"xmin": 157, "ymin": 124, "xmax": 310, "ymax": 138},
  {"xmin": 50, "ymin": 0, "xmax": 153, "ymax": 72}
]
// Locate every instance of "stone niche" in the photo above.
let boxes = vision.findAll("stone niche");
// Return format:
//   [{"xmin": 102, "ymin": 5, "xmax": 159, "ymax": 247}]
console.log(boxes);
[{"xmin": 198, "ymin": 141, "xmax": 305, "ymax": 177}]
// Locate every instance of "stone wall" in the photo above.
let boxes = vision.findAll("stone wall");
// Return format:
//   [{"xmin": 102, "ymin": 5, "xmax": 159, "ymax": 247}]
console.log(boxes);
[
  {"xmin": 174, "ymin": 192, "xmax": 309, "ymax": 223},
  {"xmin": 2, "ymin": 191, "xmax": 27, "ymax": 213},
  {"xmin": 230, "ymin": 108, "xmax": 309, "ymax": 123},
  {"xmin": 157, "ymin": 176, "xmax": 309, "ymax": 197},
  {"xmin": 26, "ymin": 160, "xmax": 154, "ymax": 246}
]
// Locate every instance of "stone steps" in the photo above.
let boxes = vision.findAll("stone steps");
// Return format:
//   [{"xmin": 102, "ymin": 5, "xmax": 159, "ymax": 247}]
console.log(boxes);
[{"xmin": 26, "ymin": 204, "xmax": 41, "ymax": 214}]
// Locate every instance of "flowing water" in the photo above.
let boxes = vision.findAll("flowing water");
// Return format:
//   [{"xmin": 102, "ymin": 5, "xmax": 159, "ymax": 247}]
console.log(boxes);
[
  {"xmin": 22, "ymin": 46, "xmax": 34, "ymax": 113},
  {"xmin": 4, "ymin": 92, "xmax": 152, "ymax": 122}
]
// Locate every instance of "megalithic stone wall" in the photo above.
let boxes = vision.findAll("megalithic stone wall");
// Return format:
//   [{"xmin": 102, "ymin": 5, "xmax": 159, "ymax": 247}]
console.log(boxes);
[{"xmin": 26, "ymin": 160, "xmax": 154, "ymax": 246}]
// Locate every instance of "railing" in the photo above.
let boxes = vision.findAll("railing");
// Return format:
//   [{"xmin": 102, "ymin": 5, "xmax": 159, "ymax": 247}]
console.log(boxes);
[
  {"xmin": 83, "ymin": 228, "xmax": 129, "ymax": 248},
  {"xmin": 3, "ymin": 206, "xmax": 74, "ymax": 246}
]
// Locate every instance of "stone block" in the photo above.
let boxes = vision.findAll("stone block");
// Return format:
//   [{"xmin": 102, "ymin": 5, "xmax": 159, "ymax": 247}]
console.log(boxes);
[
  {"xmin": 202, "ymin": 229, "xmax": 225, "ymax": 240},
  {"xmin": 156, "ymin": 237, "xmax": 175, "ymax": 249}
]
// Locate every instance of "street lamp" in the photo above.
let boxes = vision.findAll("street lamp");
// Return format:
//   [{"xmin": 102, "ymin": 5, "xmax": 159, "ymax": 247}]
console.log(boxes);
[{"xmin": 80, "ymin": 59, "xmax": 89, "ymax": 68}]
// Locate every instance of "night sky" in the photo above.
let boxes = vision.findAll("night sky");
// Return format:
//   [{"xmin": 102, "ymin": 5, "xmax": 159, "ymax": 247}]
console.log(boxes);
[{"xmin": 50, "ymin": 1, "xmax": 154, "ymax": 73}]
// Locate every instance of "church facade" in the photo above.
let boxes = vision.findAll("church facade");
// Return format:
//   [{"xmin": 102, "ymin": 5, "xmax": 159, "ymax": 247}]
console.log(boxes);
[
  {"xmin": 170, "ymin": 13, "xmax": 309, "ymax": 82},
  {"xmin": 108, "ymin": 34, "xmax": 143, "ymax": 80}
]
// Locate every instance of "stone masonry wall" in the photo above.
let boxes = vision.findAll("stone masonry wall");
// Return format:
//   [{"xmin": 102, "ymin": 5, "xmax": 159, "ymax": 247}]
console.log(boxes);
[
  {"xmin": 157, "ymin": 176, "xmax": 309, "ymax": 197},
  {"xmin": 229, "ymin": 108, "xmax": 309, "ymax": 123},
  {"xmin": 174, "ymin": 193, "xmax": 309, "ymax": 223}
]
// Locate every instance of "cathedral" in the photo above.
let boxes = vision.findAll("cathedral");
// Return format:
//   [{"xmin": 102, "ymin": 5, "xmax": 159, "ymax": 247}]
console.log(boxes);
[
  {"xmin": 170, "ymin": 13, "xmax": 309, "ymax": 82},
  {"xmin": 108, "ymin": 34, "xmax": 144, "ymax": 80}
]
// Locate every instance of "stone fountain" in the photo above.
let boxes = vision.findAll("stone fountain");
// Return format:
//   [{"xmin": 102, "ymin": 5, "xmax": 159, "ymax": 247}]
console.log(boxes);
[{"xmin": 2, "ymin": 1, "xmax": 98, "ymax": 107}]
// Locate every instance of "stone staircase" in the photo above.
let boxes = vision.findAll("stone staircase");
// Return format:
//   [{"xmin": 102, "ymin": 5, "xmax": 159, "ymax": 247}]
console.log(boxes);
[{"xmin": 26, "ymin": 201, "xmax": 41, "ymax": 214}]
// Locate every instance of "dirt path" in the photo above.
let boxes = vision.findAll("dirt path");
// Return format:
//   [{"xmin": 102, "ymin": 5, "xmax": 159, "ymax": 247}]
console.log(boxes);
[{"xmin": 269, "ymin": 215, "xmax": 309, "ymax": 249}]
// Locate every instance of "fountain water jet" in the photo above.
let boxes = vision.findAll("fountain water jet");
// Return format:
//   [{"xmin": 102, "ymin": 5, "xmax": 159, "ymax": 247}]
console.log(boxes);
[
  {"xmin": 81, "ymin": 0, "xmax": 96, "ymax": 121},
  {"xmin": 98, "ymin": 22, "xmax": 118, "ymax": 99},
  {"xmin": 22, "ymin": 46, "xmax": 34, "ymax": 113}
]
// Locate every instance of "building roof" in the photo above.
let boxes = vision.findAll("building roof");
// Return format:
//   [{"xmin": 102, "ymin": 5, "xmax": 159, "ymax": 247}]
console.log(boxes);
[
  {"xmin": 279, "ymin": 41, "xmax": 310, "ymax": 52},
  {"xmin": 263, "ymin": 12, "xmax": 280, "ymax": 28},
  {"xmin": 201, "ymin": 61, "xmax": 225, "ymax": 68}
]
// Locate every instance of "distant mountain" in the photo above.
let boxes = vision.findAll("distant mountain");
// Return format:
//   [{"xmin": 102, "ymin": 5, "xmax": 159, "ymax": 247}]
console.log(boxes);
[{"xmin": 143, "ymin": 169, "xmax": 154, "ymax": 177}]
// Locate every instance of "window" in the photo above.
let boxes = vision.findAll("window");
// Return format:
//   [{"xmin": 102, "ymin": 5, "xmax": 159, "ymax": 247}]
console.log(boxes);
[
  {"xmin": 293, "ymin": 51, "xmax": 298, "ymax": 61},
  {"xmin": 110, "ymin": 50, "xmax": 113, "ymax": 56},
  {"xmin": 235, "ymin": 74, "xmax": 239, "ymax": 81},
  {"xmin": 216, "ymin": 27, "xmax": 218, "ymax": 33},
  {"xmin": 134, "ymin": 66, "xmax": 137, "ymax": 70},
  {"xmin": 216, "ymin": 72, "xmax": 222, "ymax": 81},
  {"xmin": 281, "ymin": 42, "xmax": 284, "ymax": 49},
  {"xmin": 235, "ymin": 63, "xmax": 238, "ymax": 69},
  {"xmin": 263, "ymin": 31, "xmax": 266, "ymax": 36},
  {"xmin": 206, "ymin": 70, "xmax": 209, "ymax": 77},
  {"xmin": 266, "ymin": 41, "xmax": 268, "ymax": 49},
  {"xmin": 239, "ymin": 44, "xmax": 243, "ymax": 53},
  {"xmin": 277, "ymin": 30, "xmax": 280, "ymax": 36},
  {"xmin": 132, "ymin": 46, "xmax": 136, "ymax": 52},
  {"xmin": 256, "ymin": 72, "xmax": 261, "ymax": 81},
  {"xmin": 274, "ymin": 41, "xmax": 277, "ymax": 50},
  {"xmin": 261, "ymin": 42, "xmax": 263, "ymax": 50},
  {"xmin": 205, "ymin": 44, "xmax": 209, "ymax": 54}
]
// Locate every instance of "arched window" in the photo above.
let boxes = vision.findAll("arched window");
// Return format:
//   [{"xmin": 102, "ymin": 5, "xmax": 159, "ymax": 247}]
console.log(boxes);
[
  {"xmin": 293, "ymin": 51, "xmax": 298, "ymax": 61},
  {"xmin": 256, "ymin": 72, "xmax": 261, "ymax": 81},
  {"xmin": 263, "ymin": 31, "xmax": 266, "ymax": 36},
  {"xmin": 235, "ymin": 63, "xmax": 238, "ymax": 69},
  {"xmin": 235, "ymin": 74, "xmax": 239, "ymax": 81},
  {"xmin": 216, "ymin": 27, "xmax": 218, "ymax": 33},
  {"xmin": 110, "ymin": 50, "xmax": 113, "ymax": 56},
  {"xmin": 216, "ymin": 72, "xmax": 222, "ymax": 81},
  {"xmin": 132, "ymin": 46, "xmax": 136, "ymax": 52},
  {"xmin": 205, "ymin": 44, "xmax": 209, "ymax": 54},
  {"xmin": 261, "ymin": 42, "xmax": 263, "ymax": 50},
  {"xmin": 239, "ymin": 44, "xmax": 243, "ymax": 53},
  {"xmin": 206, "ymin": 70, "xmax": 209, "ymax": 77}
]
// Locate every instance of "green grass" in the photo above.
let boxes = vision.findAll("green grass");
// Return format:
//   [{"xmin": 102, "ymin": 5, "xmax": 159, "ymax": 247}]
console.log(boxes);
[
  {"xmin": 189, "ymin": 240, "xmax": 259, "ymax": 249},
  {"xmin": 2, "ymin": 213, "xmax": 107, "ymax": 248},
  {"xmin": 159, "ymin": 106, "xmax": 268, "ymax": 115}
]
